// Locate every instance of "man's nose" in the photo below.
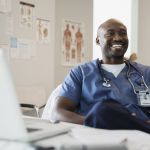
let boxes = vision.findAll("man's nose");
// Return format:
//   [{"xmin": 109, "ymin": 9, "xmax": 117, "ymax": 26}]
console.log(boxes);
[{"xmin": 113, "ymin": 34, "xmax": 121, "ymax": 41}]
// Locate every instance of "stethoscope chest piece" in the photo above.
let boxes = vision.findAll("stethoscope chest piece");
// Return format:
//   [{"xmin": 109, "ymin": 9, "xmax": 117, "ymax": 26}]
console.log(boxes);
[{"xmin": 102, "ymin": 78, "xmax": 111, "ymax": 87}]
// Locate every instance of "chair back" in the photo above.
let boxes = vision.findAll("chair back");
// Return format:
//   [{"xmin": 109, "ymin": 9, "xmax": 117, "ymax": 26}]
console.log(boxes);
[{"xmin": 42, "ymin": 85, "xmax": 61, "ymax": 120}]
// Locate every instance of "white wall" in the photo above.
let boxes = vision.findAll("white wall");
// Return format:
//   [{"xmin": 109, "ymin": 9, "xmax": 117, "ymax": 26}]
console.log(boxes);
[
  {"xmin": 54, "ymin": 0, "xmax": 93, "ymax": 86},
  {"xmin": 0, "ymin": 0, "xmax": 56, "ymax": 103},
  {"xmin": 93, "ymin": 0, "xmax": 132, "ymax": 59},
  {"xmin": 138, "ymin": 0, "xmax": 150, "ymax": 65}
]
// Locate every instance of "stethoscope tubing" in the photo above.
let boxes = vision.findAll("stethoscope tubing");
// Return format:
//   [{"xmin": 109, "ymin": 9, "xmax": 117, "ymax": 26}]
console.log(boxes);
[
  {"xmin": 125, "ymin": 61, "xmax": 149, "ymax": 94},
  {"xmin": 97, "ymin": 59, "xmax": 149, "ymax": 94}
]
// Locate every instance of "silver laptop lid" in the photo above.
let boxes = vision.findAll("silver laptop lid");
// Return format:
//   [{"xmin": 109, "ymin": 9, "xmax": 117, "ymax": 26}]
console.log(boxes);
[{"xmin": 0, "ymin": 49, "xmax": 28, "ymax": 141}]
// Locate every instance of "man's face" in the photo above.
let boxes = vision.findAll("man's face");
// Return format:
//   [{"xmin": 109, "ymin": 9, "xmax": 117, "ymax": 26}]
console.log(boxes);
[{"xmin": 98, "ymin": 20, "xmax": 128, "ymax": 60}]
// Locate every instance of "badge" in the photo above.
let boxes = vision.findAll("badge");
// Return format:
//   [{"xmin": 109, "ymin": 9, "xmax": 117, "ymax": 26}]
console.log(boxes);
[{"xmin": 137, "ymin": 90, "xmax": 150, "ymax": 107}]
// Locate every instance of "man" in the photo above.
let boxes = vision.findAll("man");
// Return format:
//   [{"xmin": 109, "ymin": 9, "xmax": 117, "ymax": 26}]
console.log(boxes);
[{"xmin": 51, "ymin": 19, "xmax": 150, "ymax": 132}]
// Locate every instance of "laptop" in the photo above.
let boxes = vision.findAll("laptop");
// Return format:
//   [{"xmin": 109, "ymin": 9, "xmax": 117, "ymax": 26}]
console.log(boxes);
[{"xmin": 0, "ymin": 49, "xmax": 72, "ymax": 143}]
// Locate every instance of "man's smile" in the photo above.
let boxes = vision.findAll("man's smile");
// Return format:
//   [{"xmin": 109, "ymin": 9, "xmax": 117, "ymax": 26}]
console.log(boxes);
[
  {"xmin": 111, "ymin": 44, "xmax": 122, "ymax": 48},
  {"xmin": 110, "ymin": 42, "xmax": 127, "ymax": 51}
]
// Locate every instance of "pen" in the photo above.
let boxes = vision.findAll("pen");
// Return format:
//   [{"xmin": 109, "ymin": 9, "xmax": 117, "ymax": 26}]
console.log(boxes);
[{"xmin": 31, "ymin": 130, "xmax": 70, "ymax": 143}]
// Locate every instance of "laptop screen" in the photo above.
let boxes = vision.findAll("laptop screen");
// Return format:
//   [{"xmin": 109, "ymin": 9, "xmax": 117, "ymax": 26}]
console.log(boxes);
[
  {"xmin": 0, "ymin": 49, "xmax": 72, "ymax": 143},
  {"xmin": 0, "ymin": 49, "xmax": 28, "ymax": 141}
]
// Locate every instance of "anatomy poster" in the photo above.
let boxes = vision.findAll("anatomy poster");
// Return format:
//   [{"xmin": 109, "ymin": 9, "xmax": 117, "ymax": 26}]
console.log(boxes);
[
  {"xmin": 36, "ymin": 18, "xmax": 50, "ymax": 43},
  {"xmin": 19, "ymin": 1, "xmax": 34, "ymax": 29},
  {"xmin": 61, "ymin": 20, "xmax": 84, "ymax": 66}
]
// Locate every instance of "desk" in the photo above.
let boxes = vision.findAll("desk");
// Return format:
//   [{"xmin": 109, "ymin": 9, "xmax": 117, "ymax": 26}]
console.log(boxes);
[
  {"xmin": 1, "ymin": 116, "xmax": 150, "ymax": 150},
  {"xmin": 24, "ymin": 116, "xmax": 150, "ymax": 150}
]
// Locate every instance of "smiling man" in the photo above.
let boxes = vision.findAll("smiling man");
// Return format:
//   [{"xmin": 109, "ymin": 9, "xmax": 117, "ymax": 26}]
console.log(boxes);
[
  {"xmin": 51, "ymin": 19, "xmax": 150, "ymax": 133},
  {"xmin": 96, "ymin": 19, "xmax": 128, "ymax": 64}
]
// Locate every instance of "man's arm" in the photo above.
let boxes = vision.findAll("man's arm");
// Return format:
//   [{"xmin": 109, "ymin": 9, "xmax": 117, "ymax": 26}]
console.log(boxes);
[{"xmin": 50, "ymin": 96, "xmax": 85, "ymax": 124}]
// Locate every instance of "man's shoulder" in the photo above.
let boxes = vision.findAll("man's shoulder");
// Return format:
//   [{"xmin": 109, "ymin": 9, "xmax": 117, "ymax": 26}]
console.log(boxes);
[
  {"xmin": 71, "ymin": 59, "xmax": 98, "ymax": 75},
  {"xmin": 80, "ymin": 59, "xmax": 97, "ymax": 66},
  {"xmin": 130, "ymin": 61, "xmax": 150, "ymax": 71},
  {"xmin": 74, "ymin": 59, "xmax": 97, "ymax": 70}
]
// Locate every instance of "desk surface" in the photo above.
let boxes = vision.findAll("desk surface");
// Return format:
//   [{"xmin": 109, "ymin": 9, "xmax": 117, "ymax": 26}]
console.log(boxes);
[
  {"xmin": 23, "ymin": 116, "xmax": 150, "ymax": 150},
  {"xmin": 1, "ymin": 116, "xmax": 150, "ymax": 150},
  {"xmin": 25, "ymin": 116, "xmax": 83, "ymax": 148}
]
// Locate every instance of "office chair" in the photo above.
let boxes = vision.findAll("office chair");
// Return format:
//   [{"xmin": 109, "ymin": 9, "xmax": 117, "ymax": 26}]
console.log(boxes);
[
  {"xmin": 42, "ymin": 85, "xmax": 61, "ymax": 120},
  {"xmin": 20, "ymin": 103, "xmax": 45, "ymax": 118},
  {"xmin": 17, "ymin": 86, "xmax": 47, "ymax": 118}
]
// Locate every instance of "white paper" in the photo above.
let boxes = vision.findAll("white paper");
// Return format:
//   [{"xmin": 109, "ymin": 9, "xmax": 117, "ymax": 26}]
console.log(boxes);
[
  {"xmin": 71, "ymin": 127, "xmax": 150, "ymax": 150},
  {"xmin": 10, "ymin": 37, "xmax": 18, "ymax": 58},
  {"xmin": 18, "ymin": 39, "xmax": 31, "ymax": 59},
  {"xmin": 0, "ymin": 141, "xmax": 34, "ymax": 150},
  {"xmin": 71, "ymin": 127, "xmax": 127, "ymax": 145},
  {"xmin": 36, "ymin": 18, "xmax": 50, "ymax": 44},
  {"xmin": 10, "ymin": 38, "xmax": 36, "ymax": 59}
]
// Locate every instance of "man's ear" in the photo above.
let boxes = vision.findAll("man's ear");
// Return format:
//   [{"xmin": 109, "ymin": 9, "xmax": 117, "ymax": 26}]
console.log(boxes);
[{"xmin": 96, "ymin": 36, "xmax": 100, "ymax": 45}]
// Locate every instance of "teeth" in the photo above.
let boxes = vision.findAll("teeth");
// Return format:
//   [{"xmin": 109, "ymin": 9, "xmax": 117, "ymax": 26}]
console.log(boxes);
[{"xmin": 112, "ymin": 44, "xmax": 122, "ymax": 48}]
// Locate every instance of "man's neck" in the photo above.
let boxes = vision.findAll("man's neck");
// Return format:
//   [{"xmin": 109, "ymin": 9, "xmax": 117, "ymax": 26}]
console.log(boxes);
[{"xmin": 101, "ymin": 58, "xmax": 124, "ymax": 64}]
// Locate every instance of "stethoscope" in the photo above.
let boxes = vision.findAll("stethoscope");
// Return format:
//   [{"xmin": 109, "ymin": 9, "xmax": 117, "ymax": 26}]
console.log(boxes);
[
  {"xmin": 97, "ymin": 59, "xmax": 149, "ymax": 94},
  {"xmin": 97, "ymin": 59, "xmax": 111, "ymax": 87},
  {"xmin": 125, "ymin": 60, "xmax": 149, "ymax": 94}
]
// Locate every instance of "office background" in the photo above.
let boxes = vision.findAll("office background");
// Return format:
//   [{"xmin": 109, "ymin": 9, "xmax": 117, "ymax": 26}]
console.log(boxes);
[{"xmin": 0, "ymin": 0, "xmax": 150, "ymax": 107}]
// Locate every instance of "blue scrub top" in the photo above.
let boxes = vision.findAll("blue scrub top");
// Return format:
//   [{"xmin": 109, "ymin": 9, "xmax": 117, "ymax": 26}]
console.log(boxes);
[{"xmin": 58, "ymin": 59, "xmax": 150, "ymax": 120}]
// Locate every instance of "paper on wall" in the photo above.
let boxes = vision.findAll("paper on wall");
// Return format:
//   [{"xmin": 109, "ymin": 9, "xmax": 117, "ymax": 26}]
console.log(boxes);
[
  {"xmin": 10, "ymin": 37, "xmax": 36, "ymax": 59},
  {"xmin": 36, "ymin": 18, "xmax": 50, "ymax": 44},
  {"xmin": 19, "ymin": 1, "xmax": 34, "ymax": 29}
]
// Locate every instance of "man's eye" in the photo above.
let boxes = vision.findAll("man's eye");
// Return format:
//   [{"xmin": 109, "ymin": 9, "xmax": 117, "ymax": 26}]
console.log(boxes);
[
  {"xmin": 120, "ymin": 31, "xmax": 127, "ymax": 36},
  {"xmin": 105, "ymin": 32, "xmax": 114, "ymax": 37}
]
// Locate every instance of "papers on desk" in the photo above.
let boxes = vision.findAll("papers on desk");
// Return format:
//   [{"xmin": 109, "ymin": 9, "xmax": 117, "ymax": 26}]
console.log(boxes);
[
  {"xmin": 0, "ymin": 141, "xmax": 35, "ymax": 150},
  {"xmin": 71, "ymin": 126, "xmax": 150, "ymax": 150}
]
